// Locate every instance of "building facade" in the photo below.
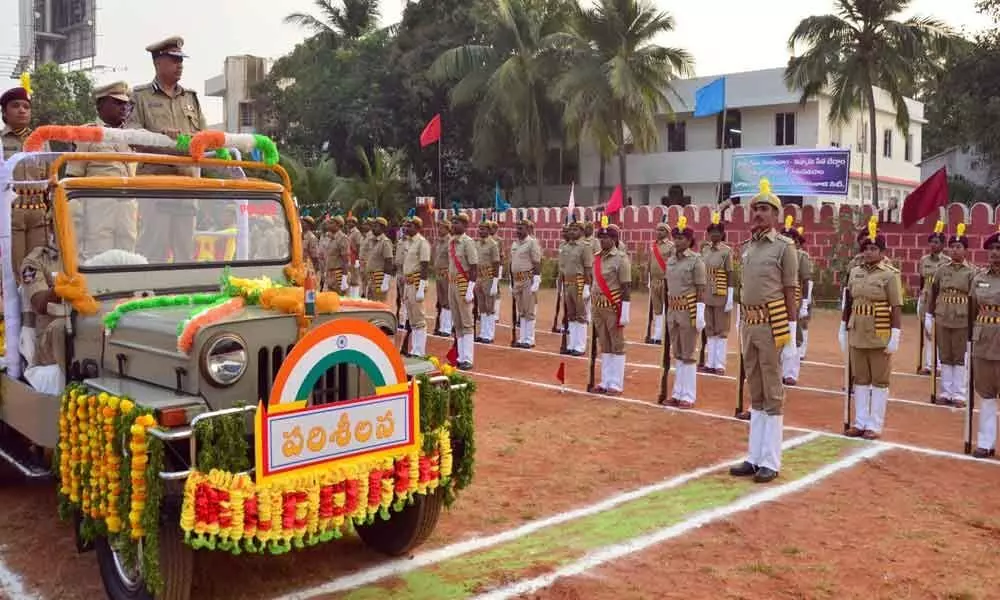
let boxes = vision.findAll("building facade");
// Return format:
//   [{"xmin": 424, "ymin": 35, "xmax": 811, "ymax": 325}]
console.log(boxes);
[
  {"xmin": 204, "ymin": 55, "xmax": 270, "ymax": 134},
  {"xmin": 578, "ymin": 67, "xmax": 924, "ymax": 208},
  {"xmin": 920, "ymin": 146, "xmax": 996, "ymax": 188}
]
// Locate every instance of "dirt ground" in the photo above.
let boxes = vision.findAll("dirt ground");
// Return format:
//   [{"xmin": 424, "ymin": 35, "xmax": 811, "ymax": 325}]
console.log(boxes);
[{"xmin": 1, "ymin": 286, "xmax": 996, "ymax": 600}]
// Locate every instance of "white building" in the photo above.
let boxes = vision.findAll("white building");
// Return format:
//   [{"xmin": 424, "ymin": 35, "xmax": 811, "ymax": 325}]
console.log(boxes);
[
  {"xmin": 920, "ymin": 146, "xmax": 996, "ymax": 188},
  {"xmin": 578, "ymin": 67, "xmax": 924, "ymax": 208},
  {"xmin": 204, "ymin": 55, "xmax": 271, "ymax": 133}
]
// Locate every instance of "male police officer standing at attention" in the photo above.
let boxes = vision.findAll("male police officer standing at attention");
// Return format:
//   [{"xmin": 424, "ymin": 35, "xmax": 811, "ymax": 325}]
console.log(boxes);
[{"xmin": 127, "ymin": 36, "xmax": 207, "ymax": 262}]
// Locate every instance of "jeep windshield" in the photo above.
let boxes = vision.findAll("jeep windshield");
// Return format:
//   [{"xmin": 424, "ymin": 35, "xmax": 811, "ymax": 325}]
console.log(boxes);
[{"xmin": 67, "ymin": 189, "xmax": 292, "ymax": 271}]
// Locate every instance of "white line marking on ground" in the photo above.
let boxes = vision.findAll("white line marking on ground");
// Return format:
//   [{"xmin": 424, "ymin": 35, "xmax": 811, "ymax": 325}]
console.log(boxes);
[
  {"xmin": 472, "ymin": 444, "xmax": 890, "ymax": 600},
  {"xmin": 272, "ymin": 434, "xmax": 821, "ymax": 600},
  {"xmin": 0, "ymin": 545, "xmax": 38, "ymax": 600},
  {"xmin": 471, "ymin": 371, "xmax": 1000, "ymax": 468}
]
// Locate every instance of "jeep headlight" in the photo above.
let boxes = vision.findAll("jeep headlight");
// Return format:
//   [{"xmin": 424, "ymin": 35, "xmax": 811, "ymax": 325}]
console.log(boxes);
[{"xmin": 202, "ymin": 334, "xmax": 248, "ymax": 387}]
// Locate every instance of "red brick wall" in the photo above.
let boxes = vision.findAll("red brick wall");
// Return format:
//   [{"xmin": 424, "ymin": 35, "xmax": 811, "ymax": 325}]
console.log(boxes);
[{"xmin": 432, "ymin": 202, "xmax": 1000, "ymax": 293}]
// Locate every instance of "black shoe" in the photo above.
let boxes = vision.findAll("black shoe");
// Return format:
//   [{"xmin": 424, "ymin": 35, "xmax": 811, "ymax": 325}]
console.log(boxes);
[
  {"xmin": 457, "ymin": 361, "xmax": 474, "ymax": 371},
  {"xmin": 753, "ymin": 467, "xmax": 779, "ymax": 483},
  {"xmin": 475, "ymin": 337, "xmax": 484, "ymax": 343},
  {"xmin": 729, "ymin": 461, "xmax": 757, "ymax": 477},
  {"xmin": 570, "ymin": 350, "xmax": 585, "ymax": 357}
]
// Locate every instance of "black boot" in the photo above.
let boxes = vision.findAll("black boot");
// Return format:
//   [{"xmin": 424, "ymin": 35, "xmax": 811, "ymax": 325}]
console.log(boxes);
[
  {"xmin": 753, "ymin": 467, "xmax": 779, "ymax": 483},
  {"xmin": 729, "ymin": 461, "xmax": 757, "ymax": 477}
]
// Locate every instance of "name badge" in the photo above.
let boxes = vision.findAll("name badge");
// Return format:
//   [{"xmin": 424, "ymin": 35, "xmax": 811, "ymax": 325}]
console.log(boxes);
[
  {"xmin": 977, "ymin": 281, "xmax": 991, "ymax": 288},
  {"xmin": 148, "ymin": 101, "xmax": 164, "ymax": 108}
]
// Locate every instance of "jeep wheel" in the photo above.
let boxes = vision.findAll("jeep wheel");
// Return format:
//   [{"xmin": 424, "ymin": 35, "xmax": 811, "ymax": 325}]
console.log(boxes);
[
  {"xmin": 95, "ymin": 517, "xmax": 192, "ymax": 600},
  {"xmin": 355, "ymin": 488, "xmax": 444, "ymax": 556}
]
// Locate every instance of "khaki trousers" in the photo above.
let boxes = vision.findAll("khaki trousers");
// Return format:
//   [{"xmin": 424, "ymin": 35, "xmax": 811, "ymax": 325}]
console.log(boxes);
[
  {"xmin": 435, "ymin": 269, "xmax": 449, "ymax": 310},
  {"xmin": 742, "ymin": 322, "xmax": 784, "ymax": 415},
  {"xmin": 136, "ymin": 199, "xmax": 195, "ymax": 262},
  {"xmin": 563, "ymin": 279, "xmax": 586, "ymax": 323},
  {"xmin": 667, "ymin": 309, "xmax": 697, "ymax": 362},
  {"xmin": 35, "ymin": 318, "xmax": 66, "ymax": 367},
  {"xmin": 594, "ymin": 304, "xmax": 625, "ymax": 355},
  {"xmin": 514, "ymin": 274, "xmax": 535, "ymax": 319},
  {"xmin": 405, "ymin": 282, "xmax": 427, "ymax": 329},
  {"xmin": 81, "ymin": 198, "xmax": 138, "ymax": 257},
  {"xmin": 705, "ymin": 303, "xmax": 730, "ymax": 338},
  {"xmin": 449, "ymin": 283, "xmax": 475, "ymax": 335},
  {"xmin": 935, "ymin": 324, "xmax": 968, "ymax": 366},
  {"xmin": 650, "ymin": 280, "xmax": 665, "ymax": 316},
  {"xmin": 851, "ymin": 347, "xmax": 891, "ymax": 387},
  {"xmin": 974, "ymin": 357, "xmax": 1000, "ymax": 399},
  {"xmin": 12, "ymin": 207, "xmax": 47, "ymax": 284},
  {"xmin": 475, "ymin": 278, "xmax": 496, "ymax": 316}
]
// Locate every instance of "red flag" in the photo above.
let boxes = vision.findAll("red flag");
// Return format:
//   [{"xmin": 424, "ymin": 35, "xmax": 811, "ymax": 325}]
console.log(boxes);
[
  {"xmin": 556, "ymin": 362, "xmax": 565, "ymax": 384},
  {"xmin": 420, "ymin": 114, "xmax": 442, "ymax": 147},
  {"xmin": 446, "ymin": 339, "xmax": 458, "ymax": 366},
  {"xmin": 902, "ymin": 167, "xmax": 949, "ymax": 228},
  {"xmin": 606, "ymin": 185, "xmax": 623, "ymax": 216}
]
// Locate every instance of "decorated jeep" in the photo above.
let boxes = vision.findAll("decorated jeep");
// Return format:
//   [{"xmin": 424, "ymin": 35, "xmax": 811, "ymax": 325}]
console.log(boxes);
[{"xmin": 0, "ymin": 127, "xmax": 475, "ymax": 600}]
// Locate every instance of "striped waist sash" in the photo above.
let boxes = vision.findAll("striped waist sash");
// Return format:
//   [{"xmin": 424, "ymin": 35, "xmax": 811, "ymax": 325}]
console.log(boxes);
[
  {"xmin": 853, "ymin": 300, "xmax": 891, "ymax": 338},
  {"xmin": 711, "ymin": 268, "xmax": 727, "ymax": 296},
  {"xmin": 405, "ymin": 272, "xmax": 422, "ymax": 285},
  {"xmin": 562, "ymin": 274, "xmax": 585, "ymax": 295},
  {"xmin": 514, "ymin": 271, "xmax": 533, "ymax": 283},
  {"xmin": 977, "ymin": 304, "xmax": 1000, "ymax": 324},
  {"xmin": 941, "ymin": 289, "xmax": 968, "ymax": 304},
  {"xmin": 593, "ymin": 288, "xmax": 622, "ymax": 308},
  {"xmin": 742, "ymin": 300, "xmax": 791, "ymax": 347},
  {"xmin": 669, "ymin": 293, "xmax": 698, "ymax": 324}
]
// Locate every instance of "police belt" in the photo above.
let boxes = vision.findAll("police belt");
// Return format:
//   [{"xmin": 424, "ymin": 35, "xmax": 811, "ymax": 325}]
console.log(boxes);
[
  {"xmin": 436, "ymin": 267, "xmax": 449, "ymax": 280},
  {"xmin": 940, "ymin": 289, "xmax": 968, "ymax": 304},
  {"xmin": 669, "ymin": 293, "xmax": 697, "ymax": 324},
  {"xmin": 741, "ymin": 300, "xmax": 791, "ymax": 348},
  {"xmin": 711, "ymin": 268, "xmax": 727, "ymax": 296},
  {"xmin": 405, "ymin": 272, "xmax": 422, "ymax": 285},
  {"xmin": 852, "ymin": 300, "xmax": 892, "ymax": 338},
  {"xmin": 514, "ymin": 271, "xmax": 533, "ymax": 283},
  {"xmin": 977, "ymin": 304, "xmax": 1000, "ymax": 325}
]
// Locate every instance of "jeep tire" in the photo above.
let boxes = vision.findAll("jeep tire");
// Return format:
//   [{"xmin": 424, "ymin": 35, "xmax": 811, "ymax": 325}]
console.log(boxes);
[{"xmin": 355, "ymin": 488, "xmax": 444, "ymax": 556}]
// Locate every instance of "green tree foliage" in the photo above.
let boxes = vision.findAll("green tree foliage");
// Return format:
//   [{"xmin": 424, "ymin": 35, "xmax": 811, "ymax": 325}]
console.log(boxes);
[
  {"xmin": 282, "ymin": 155, "xmax": 348, "ymax": 217},
  {"xmin": 784, "ymin": 0, "xmax": 956, "ymax": 208},
  {"xmin": 283, "ymin": 0, "xmax": 382, "ymax": 44},
  {"xmin": 345, "ymin": 146, "xmax": 408, "ymax": 221},
  {"xmin": 28, "ymin": 62, "xmax": 96, "ymax": 128}
]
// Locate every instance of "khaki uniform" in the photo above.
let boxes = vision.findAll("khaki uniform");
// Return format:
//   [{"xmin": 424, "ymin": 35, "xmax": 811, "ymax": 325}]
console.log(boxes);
[
  {"xmin": 475, "ymin": 237, "xmax": 500, "ymax": 316},
  {"xmin": 65, "ymin": 122, "xmax": 138, "ymax": 257},
  {"xmin": 365, "ymin": 233, "xmax": 394, "ymax": 303},
  {"xmin": 3, "ymin": 127, "xmax": 50, "ymax": 284},
  {"xmin": 19, "ymin": 245, "xmax": 64, "ymax": 367},
  {"xmin": 448, "ymin": 233, "xmax": 479, "ymax": 335},
  {"xmin": 303, "ymin": 230, "xmax": 322, "ymax": 271},
  {"xmin": 973, "ymin": 268, "xmax": 1000, "ymax": 397},
  {"xmin": 403, "ymin": 233, "xmax": 432, "ymax": 329},
  {"xmin": 359, "ymin": 231, "xmax": 376, "ymax": 297},
  {"xmin": 510, "ymin": 236, "xmax": 542, "ymax": 319},
  {"xmin": 348, "ymin": 227, "xmax": 363, "ymax": 287},
  {"xmin": 592, "ymin": 247, "xmax": 631, "ymax": 355},
  {"xmin": 847, "ymin": 263, "xmax": 903, "ymax": 387},
  {"xmin": 434, "ymin": 236, "xmax": 450, "ymax": 311},
  {"xmin": 741, "ymin": 230, "xmax": 798, "ymax": 415},
  {"xmin": 395, "ymin": 234, "xmax": 411, "ymax": 310},
  {"xmin": 558, "ymin": 240, "xmax": 593, "ymax": 322},
  {"xmin": 934, "ymin": 261, "xmax": 976, "ymax": 365},
  {"xmin": 649, "ymin": 239, "xmax": 674, "ymax": 316},
  {"xmin": 666, "ymin": 249, "xmax": 708, "ymax": 362},
  {"xmin": 918, "ymin": 252, "xmax": 950, "ymax": 320},
  {"xmin": 701, "ymin": 242, "xmax": 734, "ymax": 337},
  {"xmin": 127, "ymin": 80, "xmax": 206, "ymax": 261},
  {"xmin": 323, "ymin": 230, "xmax": 351, "ymax": 292}
]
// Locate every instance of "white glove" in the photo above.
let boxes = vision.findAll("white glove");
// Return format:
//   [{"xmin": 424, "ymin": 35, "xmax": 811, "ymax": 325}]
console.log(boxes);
[
  {"xmin": 340, "ymin": 274, "xmax": 348, "ymax": 291},
  {"xmin": 916, "ymin": 297, "xmax": 923, "ymax": 316},
  {"xmin": 724, "ymin": 287, "xmax": 733, "ymax": 313},
  {"xmin": 838, "ymin": 321, "xmax": 847, "ymax": 353},
  {"xmin": 354, "ymin": 259, "xmax": 360, "ymax": 269},
  {"xmin": 465, "ymin": 282, "xmax": 475, "ymax": 303},
  {"xmin": 840, "ymin": 288, "xmax": 847, "ymax": 311},
  {"xmin": 583, "ymin": 284, "xmax": 591, "ymax": 300},
  {"xmin": 530, "ymin": 274, "xmax": 541, "ymax": 293},
  {"xmin": 886, "ymin": 327, "xmax": 901, "ymax": 354},
  {"xmin": 618, "ymin": 301, "xmax": 631, "ymax": 326},
  {"xmin": 787, "ymin": 321, "xmax": 797, "ymax": 349},
  {"xmin": 490, "ymin": 277, "xmax": 499, "ymax": 296},
  {"xmin": 695, "ymin": 302, "xmax": 706, "ymax": 332},
  {"xmin": 497, "ymin": 265, "xmax": 504, "ymax": 280},
  {"xmin": 416, "ymin": 280, "xmax": 427, "ymax": 301},
  {"xmin": 924, "ymin": 314, "xmax": 934, "ymax": 340},
  {"xmin": 380, "ymin": 273, "xmax": 391, "ymax": 292},
  {"xmin": 799, "ymin": 300, "xmax": 809, "ymax": 320}
]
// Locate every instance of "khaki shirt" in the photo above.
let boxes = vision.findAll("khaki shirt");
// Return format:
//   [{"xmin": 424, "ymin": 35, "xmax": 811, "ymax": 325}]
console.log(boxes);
[
  {"xmin": 324, "ymin": 230, "xmax": 350, "ymax": 273},
  {"xmin": 20, "ymin": 245, "xmax": 61, "ymax": 330},
  {"xmin": 477, "ymin": 237, "xmax": 500, "ymax": 279},
  {"xmin": 701, "ymin": 242, "xmax": 733, "ymax": 305},
  {"xmin": 584, "ymin": 235, "xmax": 600, "ymax": 257},
  {"xmin": 797, "ymin": 249, "xmax": 813, "ymax": 294},
  {"xmin": 2, "ymin": 126, "xmax": 49, "ymax": 182},
  {"xmin": 666, "ymin": 248, "xmax": 708, "ymax": 298},
  {"xmin": 847, "ymin": 262, "xmax": 903, "ymax": 349},
  {"xmin": 348, "ymin": 227, "xmax": 362, "ymax": 263},
  {"xmin": 558, "ymin": 240, "xmax": 593, "ymax": 280},
  {"xmin": 434, "ymin": 237, "xmax": 450, "ymax": 272},
  {"xmin": 935, "ymin": 261, "xmax": 977, "ymax": 329},
  {"xmin": 403, "ymin": 233, "xmax": 431, "ymax": 276},
  {"xmin": 303, "ymin": 231, "xmax": 321, "ymax": 268},
  {"xmin": 919, "ymin": 253, "xmax": 950, "ymax": 300},
  {"xmin": 649, "ymin": 238, "xmax": 674, "ymax": 280},
  {"xmin": 593, "ymin": 247, "xmax": 631, "ymax": 303},
  {"xmin": 127, "ymin": 80, "xmax": 206, "ymax": 174},
  {"xmin": 365, "ymin": 233, "xmax": 394, "ymax": 273},
  {"xmin": 65, "ymin": 121, "xmax": 135, "ymax": 178},
  {"xmin": 394, "ymin": 235, "xmax": 411, "ymax": 270},
  {"xmin": 448, "ymin": 233, "xmax": 478, "ymax": 281},
  {"xmin": 511, "ymin": 236, "xmax": 541, "ymax": 273},
  {"xmin": 972, "ymin": 267, "xmax": 1000, "ymax": 360},
  {"xmin": 740, "ymin": 230, "xmax": 798, "ymax": 307}
]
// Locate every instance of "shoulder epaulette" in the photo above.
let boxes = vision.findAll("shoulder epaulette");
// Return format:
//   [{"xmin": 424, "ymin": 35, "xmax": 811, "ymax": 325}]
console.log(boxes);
[
  {"xmin": 776, "ymin": 233, "xmax": 795, "ymax": 244},
  {"xmin": 132, "ymin": 83, "xmax": 152, "ymax": 93}
]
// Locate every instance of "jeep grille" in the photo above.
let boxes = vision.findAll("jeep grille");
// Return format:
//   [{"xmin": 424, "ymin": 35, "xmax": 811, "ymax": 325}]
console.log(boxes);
[{"xmin": 256, "ymin": 345, "xmax": 351, "ymax": 406}]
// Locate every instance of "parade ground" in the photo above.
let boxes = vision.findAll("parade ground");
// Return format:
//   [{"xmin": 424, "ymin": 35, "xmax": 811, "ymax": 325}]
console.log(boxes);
[{"xmin": 2, "ymin": 288, "xmax": 999, "ymax": 600}]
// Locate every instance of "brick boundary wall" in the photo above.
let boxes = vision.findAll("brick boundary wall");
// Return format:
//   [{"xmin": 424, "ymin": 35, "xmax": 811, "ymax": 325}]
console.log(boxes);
[{"xmin": 425, "ymin": 202, "xmax": 1000, "ymax": 295}]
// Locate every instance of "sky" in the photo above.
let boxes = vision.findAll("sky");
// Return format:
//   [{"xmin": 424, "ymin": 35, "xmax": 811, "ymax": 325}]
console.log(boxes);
[{"xmin": 1, "ymin": 0, "xmax": 995, "ymax": 126}]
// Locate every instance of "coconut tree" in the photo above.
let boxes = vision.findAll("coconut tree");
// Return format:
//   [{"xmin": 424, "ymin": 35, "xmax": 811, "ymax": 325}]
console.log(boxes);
[
  {"xmin": 555, "ymin": 0, "xmax": 693, "ymax": 199},
  {"xmin": 283, "ymin": 0, "xmax": 381, "ymax": 43},
  {"xmin": 347, "ymin": 146, "xmax": 409, "ymax": 222},
  {"xmin": 429, "ymin": 0, "xmax": 570, "ymax": 203},
  {"xmin": 785, "ymin": 0, "xmax": 955, "ymax": 208},
  {"xmin": 281, "ymin": 155, "xmax": 348, "ymax": 216}
]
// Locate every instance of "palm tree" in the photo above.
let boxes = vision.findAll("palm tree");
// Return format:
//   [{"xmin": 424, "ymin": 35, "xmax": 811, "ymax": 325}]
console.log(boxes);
[
  {"xmin": 284, "ymin": 0, "xmax": 381, "ymax": 44},
  {"xmin": 556, "ymin": 0, "xmax": 693, "ymax": 200},
  {"xmin": 429, "ymin": 0, "xmax": 570, "ymax": 203},
  {"xmin": 785, "ymin": 0, "xmax": 954, "ymax": 208},
  {"xmin": 282, "ymin": 155, "xmax": 348, "ymax": 216},
  {"xmin": 347, "ymin": 146, "xmax": 408, "ymax": 222}
]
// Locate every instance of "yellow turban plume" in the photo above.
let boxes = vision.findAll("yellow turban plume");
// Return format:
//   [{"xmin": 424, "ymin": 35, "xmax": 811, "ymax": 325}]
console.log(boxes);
[{"xmin": 677, "ymin": 215, "xmax": 687, "ymax": 231}]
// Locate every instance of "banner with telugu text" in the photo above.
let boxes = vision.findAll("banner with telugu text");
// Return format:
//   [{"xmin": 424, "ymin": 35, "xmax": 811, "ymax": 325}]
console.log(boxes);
[{"xmin": 731, "ymin": 148, "xmax": 851, "ymax": 197}]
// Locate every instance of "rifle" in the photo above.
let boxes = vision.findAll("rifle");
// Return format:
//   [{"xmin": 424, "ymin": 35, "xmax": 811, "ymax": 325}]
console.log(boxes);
[
  {"xmin": 433, "ymin": 297, "xmax": 442, "ymax": 336},
  {"xmin": 395, "ymin": 276, "xmax": 403, "ymax": 328},
  {"xmin": 916, "ymin": 276, "xmax": 925, "ymax": 373},
  {"xmin": 644, "ymin": 273, "xmax": 655, "ymax": 344},
  {"xmin": 843, "ymin": 290, "xmax": 854, "ymax": 432},
  {"xmin": 551, "ymin": 279, "xmax": 564, "ymax": 333},
  {"xmin": 964, "ymin": 296, "xmax": 975, "ymax": 454},
  {"xmin": 735, "ymin": 305, "xmax": 748, "ymax": 419},
  {"xmin": 510, "ymin": 269, "xmax": 519, "ymax": 346},
  {"xmin": 559, "ymin": 290, "xmax": 570, "ymax": 354},
  {"xmin": 586, "ymin": 312, "xmax": 598, "ymax": 392},
  {"xmin": 698, "ymin": 329, "xmax": 708, "ymax": 369},
  {"xmin": 657, "ymin": 309, "xmax": 672, "ymax": 405},
  {"xmin": 929, "ymin": 284, "xmax": 940, "ymax": 403}
]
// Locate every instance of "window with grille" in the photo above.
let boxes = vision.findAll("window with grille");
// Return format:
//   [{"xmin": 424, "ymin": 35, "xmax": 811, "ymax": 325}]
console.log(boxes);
[{"xmin": 775, "ymin": 112, "xmax": 796, "ymax": 146}]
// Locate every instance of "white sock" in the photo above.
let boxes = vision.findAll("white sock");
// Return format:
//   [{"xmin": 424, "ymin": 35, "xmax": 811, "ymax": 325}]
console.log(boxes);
[
  {"xmin": 748, "ymin": 409, "xmax": 765, "ymax": 466},
  {"xmin": 686, "ymin": 362, "xmax": 697, "ymax": 404},
  {"xmin": 349, "ymin": 285, "xmax": 360, "ymax": 298},
  {"xmin": 799, "ymin": 329, "xmax": 809, "ymax": 359},
  {"xmin": 759, "ymin": 414, "xmax": 784, "ymax": 472},
  {"xmin": 781, "ymin": 344, "xmax": 796, "ymax": 380},
  {"xmin": 853, "ymin": 385, "xmax": 871, "ymax": 430},
  {"xmin": 525, "ymin": 319, "xmax": 536, "ymax": 345},
  {"xmin": 599, "ymin": 353, "xmax": 610, "ymax": 389},
  {"xmin": 923, "ymin": 340, "xmax": 934, "ymax": 371},
  {"xmin": 610, "ymin": 354, "xmax": 625, "ymax": 392},
  {"xmin": 440, "ymin": 309, "xmax": 452, "ymax": 334},
  {"xmin": 462, "ymin": 333, "xmax": 475, "ymax": 364},
  {"xmin": 978, "ymin": 398, "xmax": 998, "ymax": 450},
  {"xmin": 941, "ymin": 365, "xmax": 954, "ymax": 401},
  {"xmin": 717, "ymin": 337, "xmax": 728, "ymax": 371},
  {"xmin": 410, "ymin": 328, "xmax": 426, "ymax": 356},
  {"xmin": 868, "ymin": 386, "xmax": 888, "ymax": 433},
  {"xmin": 652, "ymin": 314, "xmax": 664, "ymax": 341},
  {"xmin": 670, "ymin": 360, "xmax": 683, "ymax": 400},
  {"xmin": 478, "ymin": 314, "xmax": 488, "ymax": 337},
  {"xmin": 953, "ymin": 364, "xmax": 968, "ymax": 404}
]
